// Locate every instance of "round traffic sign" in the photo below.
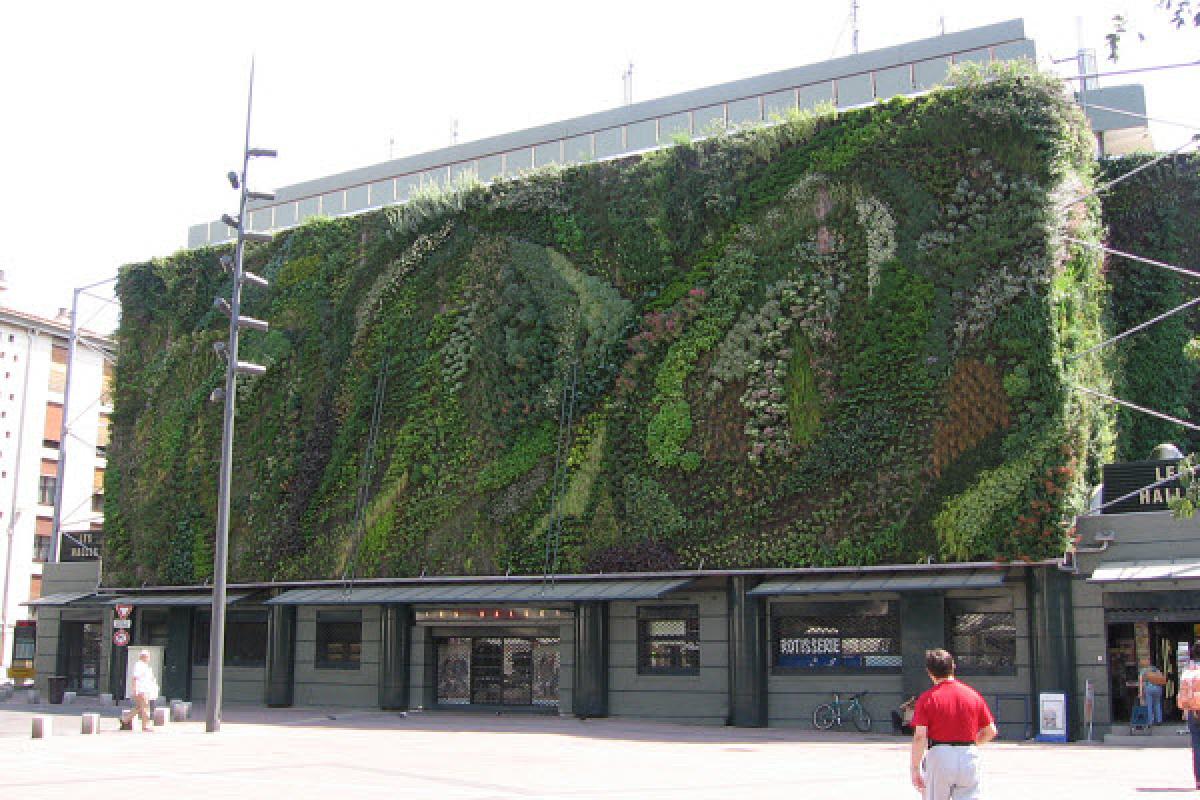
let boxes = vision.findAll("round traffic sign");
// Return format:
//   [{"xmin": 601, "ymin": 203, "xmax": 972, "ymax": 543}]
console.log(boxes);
[{"xmin": 113, "ymin": 629, "xmax": 130, "ymax": 647}]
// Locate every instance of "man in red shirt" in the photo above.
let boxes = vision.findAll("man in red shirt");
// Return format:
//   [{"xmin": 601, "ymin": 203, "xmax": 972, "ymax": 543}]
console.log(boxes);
[{"xmin": 909, "ymin": 648, "xmax": 997, "ymax": 799}]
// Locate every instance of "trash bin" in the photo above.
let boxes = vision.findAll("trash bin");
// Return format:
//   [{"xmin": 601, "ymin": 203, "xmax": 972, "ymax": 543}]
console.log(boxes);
[{"xmin": 46, "ymin": 676, "xmax": 67, "ymax": 705}]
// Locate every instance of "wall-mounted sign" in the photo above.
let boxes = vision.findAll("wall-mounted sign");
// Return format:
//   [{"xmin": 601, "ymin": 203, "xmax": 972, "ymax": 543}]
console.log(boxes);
[
  {"xmin": 114, "ymin": 604, "xmax": 133, "ymax": 620},
  {"xmin": 60, "ymin": 528, "xmax": 102, "ymax": 561},
  {"xmin": 112, "ymin": 629, "xmax": 130, "ymax": 647},
  {"xmin": 415, "ymin": 607, "xmax": 572, "ymax": 623},
  {"xmin": 113, "ymin": 619, "xmax": 131, "ymax": 630},
  {"xmin": 1101, "ymin": 460, "xmax": 1183, "ymax": 513}
]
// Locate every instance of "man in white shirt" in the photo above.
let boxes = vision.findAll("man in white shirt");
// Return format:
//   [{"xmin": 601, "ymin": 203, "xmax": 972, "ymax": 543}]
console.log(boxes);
[{"xmin": 131, "ymin": 649, "xmax": 158, "ymax": 732}]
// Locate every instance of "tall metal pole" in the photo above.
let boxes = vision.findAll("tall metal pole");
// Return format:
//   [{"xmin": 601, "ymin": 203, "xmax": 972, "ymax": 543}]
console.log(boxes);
[
  {"xmin": 206, "ymin": 61, "xmax": 256, "ymax": 734},
  {"xmin": 49, "ymin": 276, "xmax": 113, "ymax": 563}
]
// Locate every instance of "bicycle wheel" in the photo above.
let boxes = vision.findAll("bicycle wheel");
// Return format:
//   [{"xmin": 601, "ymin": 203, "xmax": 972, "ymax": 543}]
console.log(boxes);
[
  {"xmin": 812, "ymin": 703, "xmax": 837, "ymax": 730},
  {"xmin": 852, "ymin": 707, "xmax": 872, "ymax": 732}
]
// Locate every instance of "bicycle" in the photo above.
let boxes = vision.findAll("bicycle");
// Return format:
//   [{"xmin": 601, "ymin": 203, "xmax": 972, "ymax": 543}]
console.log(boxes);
[{"xmin": 812, "ymin": 690, "xmax": 872, "ymax": 732}]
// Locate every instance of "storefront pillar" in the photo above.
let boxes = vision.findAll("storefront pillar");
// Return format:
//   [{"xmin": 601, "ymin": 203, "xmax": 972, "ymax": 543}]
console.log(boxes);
[
  {"xmin": 162, "ymin": 607, "xmax": 192, "ymax": 701},
  {"xmin": 379, "ymin": 604, "xmax": 412, "ymax": 710},
  {"xmin": 1027, "ymin": 567, "xmax": 1077, "ymax": 738},
  {"xmin": 265, "ymin": 604, "xmax": 296, "ymax": 707},
  {"xmin": 900, "ymin": 593, "xmax": 945, "ymax": 701},
  {"xmin": 727, "ymin": 576, "xmax": 767, "ymax": 727},
  {"xmin": 573, "ymin": 600, "xmax": 608, "ymax": 718}
]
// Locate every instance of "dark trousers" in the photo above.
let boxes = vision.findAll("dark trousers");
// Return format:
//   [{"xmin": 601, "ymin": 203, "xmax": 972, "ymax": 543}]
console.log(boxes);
[{"xmin": 1190, "ymin": 717, "xmax": 1200, "ymax": 785}]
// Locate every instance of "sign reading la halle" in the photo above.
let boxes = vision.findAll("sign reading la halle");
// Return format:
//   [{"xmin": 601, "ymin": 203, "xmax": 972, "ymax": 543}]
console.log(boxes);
[{"xmin": 1101, "ymin": 460, "xmax": 1184, "ymax": 514}]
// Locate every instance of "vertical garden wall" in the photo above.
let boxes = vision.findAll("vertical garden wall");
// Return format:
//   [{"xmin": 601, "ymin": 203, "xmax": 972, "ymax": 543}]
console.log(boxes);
[
  {"xmin": 1100, "ymin": 153, "xmax": 1200, "ymax": 462},
  {"xmin": 106, "ymin": 66, "xmax": 1113, "ymax": 585}
]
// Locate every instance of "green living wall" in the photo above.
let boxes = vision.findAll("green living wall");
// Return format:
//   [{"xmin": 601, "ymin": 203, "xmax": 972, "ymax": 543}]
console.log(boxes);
[
  {"xmin": 107, "ymin": 65, "xmax": 1113, "ymax": 585},
  {"xmin": 1100, "ymin": 153, "xmax": 1200, "ymax": 461}
]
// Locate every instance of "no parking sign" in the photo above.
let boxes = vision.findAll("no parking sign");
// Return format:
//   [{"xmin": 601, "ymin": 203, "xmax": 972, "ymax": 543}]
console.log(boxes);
[{"xmin": 113, "ymin": 629, "xmax": 130, "ymax": 647}]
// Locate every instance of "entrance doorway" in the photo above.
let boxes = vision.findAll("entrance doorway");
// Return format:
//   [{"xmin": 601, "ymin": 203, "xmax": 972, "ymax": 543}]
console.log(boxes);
[
  {"xmin": 59, "ymin": 620, "xmax": 103, "ymax": 693},
  {"xmin": 436, "ymin": 635, "xmax": 560, "ymax": 708},
  {"xmin": 1107, "ymin": 619, "xmax": 1200, "ymax": 722}
]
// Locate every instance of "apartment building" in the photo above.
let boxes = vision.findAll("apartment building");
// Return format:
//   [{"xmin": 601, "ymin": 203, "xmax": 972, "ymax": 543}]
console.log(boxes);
[{"xmin": 0, "ymin": 290, "xmax": 113, "ymax": 676}]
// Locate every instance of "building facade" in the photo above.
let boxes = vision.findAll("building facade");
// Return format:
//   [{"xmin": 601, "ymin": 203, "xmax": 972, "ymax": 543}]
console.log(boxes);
[{"xmin": 0, "ymin": 302, "xmax": 113, "ymax": 677}]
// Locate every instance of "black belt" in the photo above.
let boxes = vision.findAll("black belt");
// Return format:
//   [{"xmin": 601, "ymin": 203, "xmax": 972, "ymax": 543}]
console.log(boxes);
[{"xmin": 929, "ymin": 740, "xmax": 974, "ymax": 747}]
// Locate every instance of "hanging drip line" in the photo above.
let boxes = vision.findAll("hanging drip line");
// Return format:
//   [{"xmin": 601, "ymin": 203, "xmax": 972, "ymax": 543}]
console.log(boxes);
[
  {"xmin": 543, "ymin": 356, "xmax": 580, "ymax": 588},
  {"xmin": 1059, "ymin": 135, "xmax": 1199, "ymax": 211},
  {"xmin": 341, "ymin": 351, "xmax": 390, "ymax": 597}
]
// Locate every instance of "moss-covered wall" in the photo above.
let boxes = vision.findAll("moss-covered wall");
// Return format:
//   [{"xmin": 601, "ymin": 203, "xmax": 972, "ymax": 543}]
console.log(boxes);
[{"xmin": 107, "ymin": 66, "xmax": 1112, "ymax": 585}]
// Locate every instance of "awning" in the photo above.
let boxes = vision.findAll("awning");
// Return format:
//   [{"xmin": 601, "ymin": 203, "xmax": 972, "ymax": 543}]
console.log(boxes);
[
  {"xmin": 266, "ymin": 579, "xmax": 692, "ymax": 606},
  {"xmin": 749, "ymin": 570, "xmax": 1008, "ymax": 596},
  {"xmin": 22, "ymin": 591, "xmax": 101, "ymax": 607},
  {"xmin": 1089, "ymin": 560, "xmax": 1200, "ymax": 583},
  {"xmin": 105, "ymin": 593, "xmax": 250, "ymax": 607}
]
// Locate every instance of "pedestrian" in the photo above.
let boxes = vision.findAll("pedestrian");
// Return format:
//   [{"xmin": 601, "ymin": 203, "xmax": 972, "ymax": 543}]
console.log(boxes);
[
  {"xmin": 892, "ymin": 696, "xmax": 917, "ymax": 735},
  {"xmin": 131, "ymin": 649, "xmax": 158, "ymax": 732},
  {"xmin": 1178, "ymin": 642, "xmax": 1200, "ymax": 790},
  {"xmin": 1138, "ymin": 656, "xmax": 1165, "ymax": 726},
  {"xmin": 909, "ymin": 648, "xmax": 997, "ymax": 799}
]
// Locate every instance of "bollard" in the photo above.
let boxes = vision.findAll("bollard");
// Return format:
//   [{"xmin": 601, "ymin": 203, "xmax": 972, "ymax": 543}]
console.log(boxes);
[
  {"xmin": 81, "ymin": 713, "xmax": 101, "ymax": 735},
  {"xmin": 171, "ymin": 701, "xmax": 192, "ymax": 722},
  {"xmin": 31, "ymin": 715, "xmax": 52, "ymax": 739},
  {"xmin": 98, "ymin": 693, "xmax": 114, "ymax": 706},
  {"xmin": 153, "ymin": 706, "xmax": 169, "ymax": 727},
  {"xmin": 25, "ymin": 689, "xmax": 40, "ymax": 704},
  {"xmin": 63, "ymin": 691, "xmax": 77, "ymax": 705}
]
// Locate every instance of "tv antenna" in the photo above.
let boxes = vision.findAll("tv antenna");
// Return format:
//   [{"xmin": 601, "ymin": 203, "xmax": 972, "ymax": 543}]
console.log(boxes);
[{"xmin": 622, "ymin": 62, "xmax": 633, "ymax": 105}]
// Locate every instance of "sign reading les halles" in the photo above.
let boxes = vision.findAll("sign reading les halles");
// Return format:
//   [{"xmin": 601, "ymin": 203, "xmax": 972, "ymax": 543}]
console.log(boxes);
[
  {"xmin": 60, "ymin": 528, "xmax": 102, "ymax": 561},
  {"xmin": 1101, "ymin": 460, "xmax": 1184, "ymax": 514}
]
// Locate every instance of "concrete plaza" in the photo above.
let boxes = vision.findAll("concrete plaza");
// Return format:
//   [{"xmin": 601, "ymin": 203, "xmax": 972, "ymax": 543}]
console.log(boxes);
[{"xmin": 0, "ymin": 704, "xmax": 1192, "ymax": 799}]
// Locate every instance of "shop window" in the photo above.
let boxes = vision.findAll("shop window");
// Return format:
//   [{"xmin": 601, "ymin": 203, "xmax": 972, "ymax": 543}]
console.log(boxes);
[
  {"xmin": 637, "ymin": 605, "xmax": 700, "ymax": 675},
  {"xmin": 945, "ymin": 596, "xmax": 1017, "ymax": 674},
  {"xmin": 315, "ymin": 610, "xmax": 361, "ymax": 669},
  {"xmin": 771, "ymin": 600, "xmax": 901, "ymax": 671},
  {"xmin": 193, "ymin": 611, "xmax": 268, "ymax": 667}
]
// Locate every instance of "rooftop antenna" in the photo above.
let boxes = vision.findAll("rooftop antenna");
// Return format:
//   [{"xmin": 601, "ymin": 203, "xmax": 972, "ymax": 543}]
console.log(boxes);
[
  {"xmin": 939, "ymin": 15, "xmax": 945, "ymax": 36},
  {"xmin": 851, "ymin": 0, "xmax": 860, "ymax": 54},
  {"xmin": 388, "ymin": 136, "xmax": 395, "ymax": 160},
  {"xmin": 622, "ymin": 62, "xmax": 633, "ymax": 106},
  {"xmin": 451, "ymin": 118, "xmax": 459, "ymax": 146}
]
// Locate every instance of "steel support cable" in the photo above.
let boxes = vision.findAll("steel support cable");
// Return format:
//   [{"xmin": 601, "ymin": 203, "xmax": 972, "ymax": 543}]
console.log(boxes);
[
  {"xmin": 1059, "ymin": 60, "xmax": 1200, "ymax": 83},
  {"xmin": 1067, "ymin": 294, "xmax": 1200, "ymax": 362},
  {"xmin": 1059, "ymin": 135, "xmax": 1199, "ymax": 211},
  {"xmin": 543, "ymin": 359, "xmax": 579, "ymax": 585},
  {"xmin": 1073, "ymin": 385, "xmax": 1200, "ymax": 433},
  {"xmin": 1078, "ymin": 100, "xmax": 1200, "ymax": 133},
  {"xmin": 1065, "ymin": 237, "xmax": 1200, "ymax": 281}
]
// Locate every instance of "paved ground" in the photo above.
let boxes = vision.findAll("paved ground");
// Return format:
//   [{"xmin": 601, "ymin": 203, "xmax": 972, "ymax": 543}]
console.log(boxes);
[{"xmin": 0, "ymin": 702, "xmax": 1194, "ymax": 799}]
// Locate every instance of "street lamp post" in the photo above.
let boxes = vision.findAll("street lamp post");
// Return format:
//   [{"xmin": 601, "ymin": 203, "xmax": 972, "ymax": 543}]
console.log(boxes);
[{"xmin": 206, "ymin": 61, "xmax": 275, "ymax": 734}]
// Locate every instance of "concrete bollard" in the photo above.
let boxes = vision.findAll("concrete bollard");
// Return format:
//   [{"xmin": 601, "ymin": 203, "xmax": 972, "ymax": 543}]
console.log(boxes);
[
  {"xmin": 31, "ymin": 715, "xmax": 52, "ymax": 738},
  {"xmin": 63, "ymin": 691, "xmax": 77, "ymax": 705},
  {"xmin": 25, "ymin": 689, "xmax": 40, "ymax": 704},
  {"xmin": 152, "ymin": 707, "xmax": 169, "ymax": 727},
  {"xmin": 81, "ymin": 713, "xmax": 101, "ymax": 734},
  {"xmin": 120, "ymin": 709, "xmax": 137, "ymax": 731},
  {"xmin": 98, "ymin": 693, "xmax": 114, "ymax": 706},
  {"xmin": 170, "ymin": 701, "xmax": 192, "ymax": 722}
]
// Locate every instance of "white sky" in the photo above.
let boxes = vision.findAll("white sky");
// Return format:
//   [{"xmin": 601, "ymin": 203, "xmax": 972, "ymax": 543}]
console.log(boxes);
[{"xmin": 0, "ymin": 1, "xmax": 1195, "ymax": 327}]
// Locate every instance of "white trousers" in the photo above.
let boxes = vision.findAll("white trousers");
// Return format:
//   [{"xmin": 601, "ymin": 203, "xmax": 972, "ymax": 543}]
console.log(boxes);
[{"xmin": 922, "ymin": 744, "xmax": 982, "ymax": 800}]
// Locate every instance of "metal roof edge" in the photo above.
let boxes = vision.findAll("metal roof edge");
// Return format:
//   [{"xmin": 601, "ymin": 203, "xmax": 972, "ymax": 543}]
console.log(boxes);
[{"xmin": 257, "ymin": 19, "xmax": 1027, "ymax": 207}]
